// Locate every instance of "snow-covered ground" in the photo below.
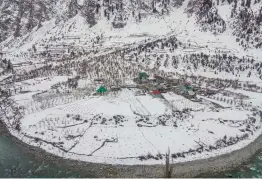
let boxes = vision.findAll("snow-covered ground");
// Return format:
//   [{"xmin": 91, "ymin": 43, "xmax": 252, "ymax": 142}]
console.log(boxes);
[
  {"xmin": 163, "ymin": 92, "xmax": 206, "ymax": 111},
  {"xmin": 1, "ymin": 77, "xmax": 261, "ymax": 165},
  {"xmin": 0, "ymin": 0, "xmax": 262, "ymax": 167}
]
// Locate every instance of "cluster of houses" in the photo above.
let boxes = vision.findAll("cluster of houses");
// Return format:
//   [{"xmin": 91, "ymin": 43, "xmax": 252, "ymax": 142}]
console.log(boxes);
[
  {"xmin": 92, "ymin": 72, "xmax": 197, "ymax": 99},
  {"xmin": 133, "ymin": 72, "xmax": 197, "ymax": 99}
]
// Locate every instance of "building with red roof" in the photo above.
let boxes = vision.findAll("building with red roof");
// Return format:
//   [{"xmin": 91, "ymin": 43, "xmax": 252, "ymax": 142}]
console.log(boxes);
[{"xmin": 151, "ymin": 90, "xmax": 162, "ymax": 98}]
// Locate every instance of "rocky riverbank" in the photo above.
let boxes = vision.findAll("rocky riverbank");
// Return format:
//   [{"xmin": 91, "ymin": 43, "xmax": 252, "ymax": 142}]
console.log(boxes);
[{"xmin": 1, "ymin": 120, "xmax": 262, "ymax": 177}]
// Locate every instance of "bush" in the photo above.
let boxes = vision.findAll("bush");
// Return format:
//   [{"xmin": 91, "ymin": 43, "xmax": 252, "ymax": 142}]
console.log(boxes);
[
  {"xmin": 15, "ymin": 123, "xmax": 21, "ymax": 131},
  {"xmin": 138, "ymin": 155, "xmax": 146, "ymax": 161},
  {"xmin": 147, "ymin": 152, "xmax": 153, "ymax": 159}
]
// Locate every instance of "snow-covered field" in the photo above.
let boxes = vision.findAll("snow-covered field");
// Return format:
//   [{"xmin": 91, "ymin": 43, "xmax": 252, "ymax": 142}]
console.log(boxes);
[{"xmin": 1, "ymin": 77, "xmax": 261, "ymax": 165}]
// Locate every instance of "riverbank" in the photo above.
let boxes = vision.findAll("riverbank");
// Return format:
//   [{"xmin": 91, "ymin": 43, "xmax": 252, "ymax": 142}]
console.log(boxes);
[{"xmin": 1, "ymin": 120, "xmax": 262, "ymax": 178}]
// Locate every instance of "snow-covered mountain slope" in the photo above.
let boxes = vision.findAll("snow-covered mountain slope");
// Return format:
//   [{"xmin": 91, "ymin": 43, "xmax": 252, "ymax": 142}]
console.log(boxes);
[
  {"xmin": 0, "ymin": 0, "xmax": 261, "ymax": 50},
  {"xmin": 0, "ymin": 0, "xmax": 184, "ymax": 45}
]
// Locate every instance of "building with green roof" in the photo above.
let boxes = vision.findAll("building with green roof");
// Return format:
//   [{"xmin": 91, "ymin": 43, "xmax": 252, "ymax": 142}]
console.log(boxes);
[{"xmin": 96, "ymin": 86, "xmax": 107, "ymax": 95}]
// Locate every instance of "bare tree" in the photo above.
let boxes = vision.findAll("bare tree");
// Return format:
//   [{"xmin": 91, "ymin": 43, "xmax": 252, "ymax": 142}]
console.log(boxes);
[{"xmin": 165, "ymin": 147, "xmax": 173, "ymax": 178}]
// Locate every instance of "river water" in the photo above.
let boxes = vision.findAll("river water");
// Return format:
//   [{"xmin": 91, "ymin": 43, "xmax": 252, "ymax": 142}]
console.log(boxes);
[{"xmin": 0, "ymin": 135, "xmax": 261, "ymax": 178}]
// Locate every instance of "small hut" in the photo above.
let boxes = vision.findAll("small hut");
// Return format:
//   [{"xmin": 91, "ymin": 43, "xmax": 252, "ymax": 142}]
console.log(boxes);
[
  {"xmin": 154, "ymin": 74, "xmax": 165, "ymax": 84},
  {"xmin": 186, "ymin": 90, "xmax": 196, "ymax": 98},
  {"xmin": 96, "ymin": 86, "xmax": 107, "ymax": 95},
  {"xmin": 185, "ymin": 84, "xmax": 192, "ymax": 91}
]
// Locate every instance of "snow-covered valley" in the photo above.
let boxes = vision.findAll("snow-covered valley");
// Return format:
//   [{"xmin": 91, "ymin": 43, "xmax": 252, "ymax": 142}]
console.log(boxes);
[{"xmin": 0, "ymin": 0, "xmax": 262, "ymax": 169}]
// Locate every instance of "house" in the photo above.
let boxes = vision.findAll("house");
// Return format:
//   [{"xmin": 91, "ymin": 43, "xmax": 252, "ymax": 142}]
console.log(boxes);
[
  {"xmin": 185, "ymin": 84, "xmax": 192, "ymax": 91},
  {"xmin": 110, "ymin": 86, "xmax": 121, "ymax": 92},
  {"xmin": 166, "ymin": 77, "xmax": 179, "ymax": 85},
  {"xmin": 151, "ymin": 90, "xmax": 162, "ymax": 98},
  {"xmin": 206, "ymin": 87, "xmax": 218, "ymax": 95},
  {"xmin": 139, "ymin": 72, "xmax": 149, "ymax": 79},
  {"xmin": 174, "ymin": 84, "xmax": 196, "ymax": 99},
  {"xmin": 114, "ymin": 79, "xmax": 122, "ymax": 87},
  {"xmin": 191, "ymin": 84, "xmax": 200, "ymax": 91},
  {"xmin": 174, "ymin": 84, "xmax": 186, "ymax": 94},
  {"xmin": 156, "ymin": 84, "xmax": 170, "ymax": 93},
  {"xmin": 134, "ymin": 72, "xmax": 149, "ymax": 84},
  {"xmin": 154, "ymin": 74, "xmax": 165, "ymax": 83},
  {"xmin": 141, "ymin": 77, "xmax": 148, "ymax": 83},
  {"xmin": 94, "ymin": 78, "xmax": 104, "ymax": 82},
  {"xmin": 158, "ymin": 88, "xmax": 168, "ymax": 93}
]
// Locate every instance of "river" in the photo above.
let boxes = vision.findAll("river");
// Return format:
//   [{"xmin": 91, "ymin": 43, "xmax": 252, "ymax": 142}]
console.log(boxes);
[{"xmin": 0, "ymin": 135, "xmax": 261, "ymax": 178}]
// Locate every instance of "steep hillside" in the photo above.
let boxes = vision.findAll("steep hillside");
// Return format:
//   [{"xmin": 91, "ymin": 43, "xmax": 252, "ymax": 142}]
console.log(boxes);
[
  {"xmin": 0, "ymin": 0, "xmax": 184, "ymax": 43},
  {"xmin": 0, "ymin": 0, "xmax": 261, "ymax": 73},
  {"xmin": 0, "ymin": 0, "xmax": 58, "ymax": 41}
]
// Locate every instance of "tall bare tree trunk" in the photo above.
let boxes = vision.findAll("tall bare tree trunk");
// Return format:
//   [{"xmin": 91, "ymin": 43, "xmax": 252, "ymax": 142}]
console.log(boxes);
[{"xmin": 165, "ymin": 148, "xmax": 173, "ymax": 178}]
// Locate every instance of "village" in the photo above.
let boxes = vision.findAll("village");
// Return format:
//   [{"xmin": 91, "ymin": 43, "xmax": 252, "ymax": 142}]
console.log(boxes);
[
  {"xmin": 93, "ymin": 72, "xmax": 196, "ymax": 99},
  {"xmin": 1, "ymin": 41, "xmax": 262, "ymax": 168}
]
